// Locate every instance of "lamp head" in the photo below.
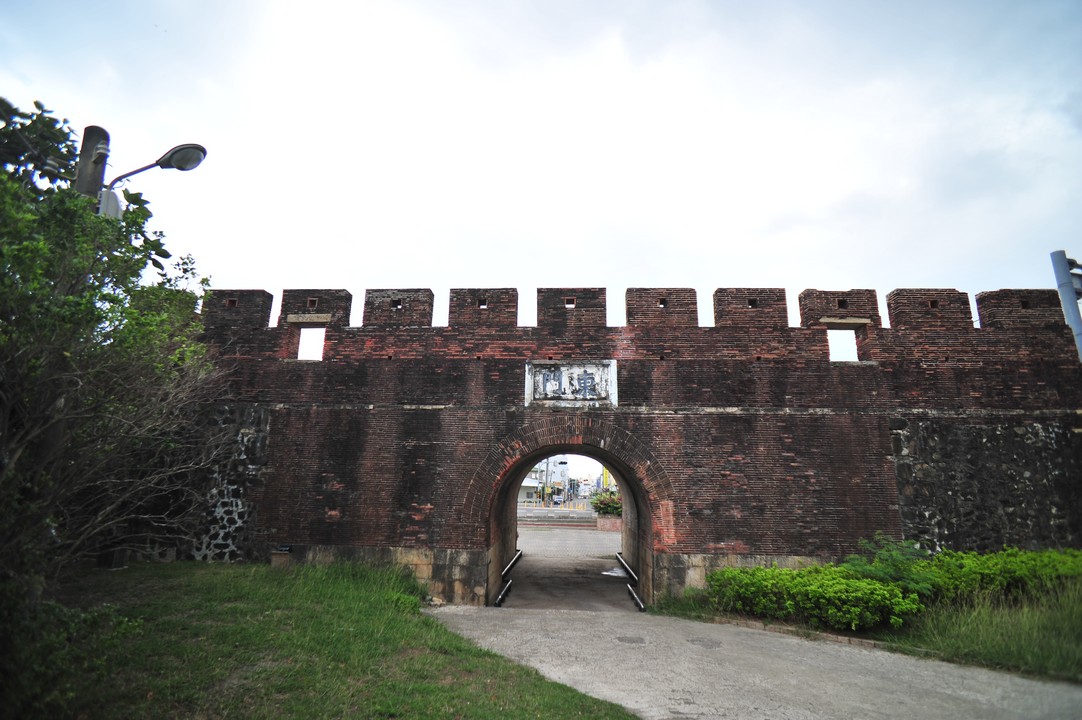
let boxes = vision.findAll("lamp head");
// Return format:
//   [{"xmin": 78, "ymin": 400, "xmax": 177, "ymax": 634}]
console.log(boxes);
[{"xmin": 156, "ymin": 144, "xmax": 207, "ymax": 171}]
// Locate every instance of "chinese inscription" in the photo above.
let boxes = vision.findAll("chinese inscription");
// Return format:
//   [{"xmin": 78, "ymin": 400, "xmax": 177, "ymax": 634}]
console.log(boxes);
[{"xmin": 526, "ymin": 361, "xmax": 617, "ymax": 407}]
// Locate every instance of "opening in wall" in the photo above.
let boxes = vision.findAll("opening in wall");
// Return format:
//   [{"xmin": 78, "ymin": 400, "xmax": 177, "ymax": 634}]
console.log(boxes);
[
  {"xmin": 298, "ymin": 327, "xmax": 326, "ymax": 360},
  {"xmin": 827, "ymin": 329, "xmax": 858, "ymax": 361}
]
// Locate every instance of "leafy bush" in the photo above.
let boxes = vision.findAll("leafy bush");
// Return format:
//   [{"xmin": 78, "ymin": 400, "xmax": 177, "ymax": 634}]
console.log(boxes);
[
  {"xmin": 706, "ymin": 565, "xmax": 922, "ymax": 631},
  {"xmin": 840, "ymin": 532, "xmax": 937, "ymax": 600},
  {"xmin": 919, "ymin": 547, "xmax": 1082, "ymax": 602},
  {"xmin": 1, "ymin": 588, "xmax": 140, "ymax": 718},
  {"xmin": 590, "ymin": 491, "xmax": 622, "ymax": 516},
  {"xmin": 705, "ymin": 544, "xmax": 1082, "ymax": 634}
]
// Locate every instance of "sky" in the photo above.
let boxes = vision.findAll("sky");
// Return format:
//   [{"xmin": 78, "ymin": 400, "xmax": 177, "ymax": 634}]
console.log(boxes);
[{"xmin": 2, "ymin": 0, "xmax": 1081, "ymax": 332}]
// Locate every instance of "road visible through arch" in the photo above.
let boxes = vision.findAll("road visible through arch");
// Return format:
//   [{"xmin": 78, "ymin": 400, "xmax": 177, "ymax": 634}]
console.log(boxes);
[{"xmin": 502, "ymin": 525, "xmax": 634, "ymax": 612}]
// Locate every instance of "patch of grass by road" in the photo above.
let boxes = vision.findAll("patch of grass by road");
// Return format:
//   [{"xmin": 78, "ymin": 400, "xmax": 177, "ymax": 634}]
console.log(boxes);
[
  {"xmin": 46, "ymin": 561, "xmax": 635, "ymax": 719},
  {"xmin": 870, "ymin": 580, "xmax": 1082, "ymax": 682}
]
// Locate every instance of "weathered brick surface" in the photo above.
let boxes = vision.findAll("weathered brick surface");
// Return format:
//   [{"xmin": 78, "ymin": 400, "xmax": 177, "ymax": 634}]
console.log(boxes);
[{"xmin": 203, "ymin": 286, "xmax": 1082, "ymax": 604}]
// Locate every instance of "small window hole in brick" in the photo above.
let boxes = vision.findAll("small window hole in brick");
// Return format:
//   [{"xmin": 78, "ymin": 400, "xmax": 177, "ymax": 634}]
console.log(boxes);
[
  {"xmin": 225, "ymin": 297, "xmax": 238, "ymax": 308},
  {"xmin": 836, "ymin": 298, "xmax": 849, "ymax": 310},
  {"xmin": 297, "ymin": 327, "xmax": 325, "ymax": 360},
  {"xmin": 747, "ymin": 298, "xmax": 758, "ymax": 308},
  {"xmin": 658, "ymin": 297, "xmax": 668, "ymax": 308},
  {"xmin": 391, "ymin": 298, "xmax": 402, "ymax": 310},
  {"xmin": 478, "ymin": 297, "xmax": 488, "ymax": 309},
  {"xmin": 827, "ymin": 329, "xmax": 858, "ymax": 361},
  {"xmin": 564, "ymin": 297, "xmax": 576, "ymax": 309},
  {"xmin": 659, "ymin": 354, "xmax": 665, "ymax": 360},
  {"xmin": 307, "ymin": 297, "xmax": 319, "ymax": 310},
  {"xmin": 1021, "ymin": 299, "xmax": 1031, "ymax": 309},
  {"xmin": 928, "ymin": 299, "xmax": 939, "ymax": 309}
]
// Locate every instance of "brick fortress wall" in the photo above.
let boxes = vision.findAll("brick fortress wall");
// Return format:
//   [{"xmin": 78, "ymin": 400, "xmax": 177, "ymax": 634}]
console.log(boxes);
[{"xmin": 201, "ymin": 286, "xmax": 1082, "ymax": 604}]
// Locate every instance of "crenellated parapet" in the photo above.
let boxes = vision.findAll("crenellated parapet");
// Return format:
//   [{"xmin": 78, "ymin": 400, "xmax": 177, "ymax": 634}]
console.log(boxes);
[{"xmin": 201, "ymin": 285, "xmax": 1080, "ymax": 370}]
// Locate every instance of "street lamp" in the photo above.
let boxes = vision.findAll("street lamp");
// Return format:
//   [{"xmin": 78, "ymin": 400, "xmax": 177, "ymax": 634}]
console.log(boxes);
[
  {"xmin": 99, "ymin": 143, "xmax": 207, "ymax": 218},
  {"xmin": 71, "ymin": 126, "xmax": 207, "ymax": 217}
]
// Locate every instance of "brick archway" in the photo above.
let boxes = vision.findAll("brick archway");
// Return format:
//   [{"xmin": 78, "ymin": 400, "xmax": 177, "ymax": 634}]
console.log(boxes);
[{"xmin": 465, "ymin": 415, "xmax": 673, "ymax": 605}]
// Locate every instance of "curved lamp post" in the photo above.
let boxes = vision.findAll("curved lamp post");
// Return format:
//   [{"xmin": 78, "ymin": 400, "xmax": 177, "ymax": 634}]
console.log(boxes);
[{"xmin": 98, "ymin": 143, "xmax": 207, "ymax": 217}]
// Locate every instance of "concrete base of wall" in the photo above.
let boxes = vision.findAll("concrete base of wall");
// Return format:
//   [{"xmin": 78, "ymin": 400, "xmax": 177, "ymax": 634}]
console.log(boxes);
[
  {"xmin": 653, "ymin": 553, "xmax": 827, "ymax": 601},
  {"xmin": 288, "ymin": 544, "xmax": 830, "ymax": 608},
  {"xmin": 294, "ymin": 544, "xmax": 491, "ymax": 605}
]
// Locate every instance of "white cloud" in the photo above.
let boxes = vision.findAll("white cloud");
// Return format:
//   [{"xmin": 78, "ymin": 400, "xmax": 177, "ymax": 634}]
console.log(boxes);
[{"xmin": 3, "ymin": 0, "xmax": 1080, "ymax": 327}]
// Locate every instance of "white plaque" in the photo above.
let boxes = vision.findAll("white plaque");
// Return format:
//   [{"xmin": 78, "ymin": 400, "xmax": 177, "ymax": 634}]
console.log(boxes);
[{"xmin": 525, "ymin": 361, "xmax": 617, "ymax": 407}]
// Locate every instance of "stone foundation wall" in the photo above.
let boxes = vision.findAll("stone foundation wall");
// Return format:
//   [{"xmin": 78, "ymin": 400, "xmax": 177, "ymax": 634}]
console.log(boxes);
[{"xmin": 892, "ymin": 416, "xmax": 1082, "ymax": 552}]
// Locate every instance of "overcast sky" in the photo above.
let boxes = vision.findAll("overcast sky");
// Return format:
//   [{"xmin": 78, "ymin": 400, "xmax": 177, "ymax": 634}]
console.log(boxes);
[{"xmin": 3, "ymin": 0, "xmax": 1081, "ymax": 327}]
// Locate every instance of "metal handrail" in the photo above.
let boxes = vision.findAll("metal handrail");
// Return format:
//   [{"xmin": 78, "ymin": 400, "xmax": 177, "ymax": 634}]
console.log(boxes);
[
  {"xmin": 615, "ymin": 552, "xmax": 638, "ymax": 585},
  {"xmin": 495, "ymin": 579, "xmax": 513, "ymax": 607},
  {"xmin": 627, "ymin": 583, "xmax": 645, "ymax": 611},
  {"xmin": 502, "ymin": 549, "xmax": 523, "ymax": 579}
]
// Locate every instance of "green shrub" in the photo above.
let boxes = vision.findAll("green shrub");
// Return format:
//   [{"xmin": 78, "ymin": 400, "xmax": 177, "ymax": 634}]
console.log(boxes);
[
  {"xmin": 1, "ymin": 589, "xmax": 140, "ymax": 719},
  {"xmin": 590, "ymin": 491, "xmax": 622, "ymax": 516},
  {"xmin": 706, "ymin": 565, "xmax": 922, "ymax": 631},
  {"xmin": 919, "ymin": 548, "xmax": 1082, "ymax": 602},
  {"xmin": 840, "ymin": 532, "xmax": 937, "ymax": 600}
]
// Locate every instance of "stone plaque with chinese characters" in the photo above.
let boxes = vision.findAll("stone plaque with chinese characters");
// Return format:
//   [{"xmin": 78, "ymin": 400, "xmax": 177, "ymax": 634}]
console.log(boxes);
[{"xmin": 525, "ymin": 361, "xmax": 617, "ymax": 407}]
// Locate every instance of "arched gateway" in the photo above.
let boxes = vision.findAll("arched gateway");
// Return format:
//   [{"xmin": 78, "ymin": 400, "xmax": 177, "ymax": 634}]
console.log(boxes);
[
  {"xmin": 470, "ymin": 417, "xmax": 671, "ymax": 604},
  {"xmin": 201, "ymin": 286, "xmax": 1082, "ymax": 605}
]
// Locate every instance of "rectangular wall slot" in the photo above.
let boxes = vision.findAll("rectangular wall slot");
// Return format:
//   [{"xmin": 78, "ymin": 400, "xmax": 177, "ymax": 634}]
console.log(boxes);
[
  {"xmin": 298, "ymin": 327, "xmax": 326, "ymax": 361},
  {"xmin": 827, "ymin": 329, "xmax": 858, "ymax": 361}
]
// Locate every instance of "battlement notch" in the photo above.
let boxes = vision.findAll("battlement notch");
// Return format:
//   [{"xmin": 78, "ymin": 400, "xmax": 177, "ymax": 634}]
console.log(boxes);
[
  {"xmin": 537, "ymin": 288, "xmax": 606, "ymax": 330},
  {"xmin": 449, "ymin": 288, "xmax": 518, "ymax": 327},
  {"xmin": 886, "ymin": 289, "xmax": 973, "ymax": 330},
  {"xmin": 202, "ymin": 289, "xmax": 274, "ymax": 329},
  {"xmin": 626, "ymin": 288, "xmax": 697, "ymax": 327},
  {"xmin": 799, "ymin": 289, "xmax": 881, "ymax": 329},
  {"xmin": 363, "ymin": 289, "xmax": 434, "ymax": 328},
  {"xmin": 714, "ymin": 288, "xmax": 789, "ymax": 328},
  {"xmin": 278, "ymin": 289, "xmax": 352, "ymax": 327}
]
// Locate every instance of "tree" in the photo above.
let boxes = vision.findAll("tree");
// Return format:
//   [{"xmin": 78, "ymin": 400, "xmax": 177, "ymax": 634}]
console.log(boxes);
[{"xmin": 0, "ymin": 97, "xmax": 229, "ymax": 597}]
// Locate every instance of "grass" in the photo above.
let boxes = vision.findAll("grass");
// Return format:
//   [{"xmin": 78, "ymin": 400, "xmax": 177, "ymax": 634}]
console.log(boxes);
[
  {"xmin": 652, "ymin": 580, "xmax": 1082, "ymax": 683},
  {"xmin": 871, "ymin": 580, "xmax": 1082, "ymax": 682},
  {"xmin": 44, "ymin": 561, "xmax": 636, "ymax": 719}
]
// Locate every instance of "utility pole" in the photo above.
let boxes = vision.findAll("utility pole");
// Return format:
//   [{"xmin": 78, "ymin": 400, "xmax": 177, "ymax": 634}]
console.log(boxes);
[
  {"xmin": 1051, "ymin": 250, "xmax": 1082, "ymax": 362},
  {"xmin": 72, "ymin": 126, "xmax": 110, "ymax": 198}
]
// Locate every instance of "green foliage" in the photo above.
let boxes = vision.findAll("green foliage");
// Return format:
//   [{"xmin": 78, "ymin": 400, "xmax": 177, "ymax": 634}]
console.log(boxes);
[
  {"xmin": 703, "ymin": 544, "xmax": 1082, "ymax": 636},
  {"xmin": 877, "ymin": 579, "xmax": 1082, "ymax": 681},
  {"xmin": 1, "ymin": 98, "xmax": 227, "ymax": 717},
  {"xmin": 917, "ymin": 547, "xmax": 1082, "ymax": 602},
  {"xmin": 706, "ymin": 565, "xmax": 922, "ymax": 631},
  {"xmin": 590, "ymin": 490, "xmax": 623, "ymax": 516},
  {"xmin": 0, "ymin": 581, "xmax": 140, "ymax": 718},
  {"xmin": 840, "ymin": 532, "xmax": 938, "ymax": 599}
]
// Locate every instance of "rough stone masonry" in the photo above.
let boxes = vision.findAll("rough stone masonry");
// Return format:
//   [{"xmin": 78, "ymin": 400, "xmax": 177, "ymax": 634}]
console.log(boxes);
[{"xmin": 199, "ymin": 286, "xmax": 1082, "ymax": 605}]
